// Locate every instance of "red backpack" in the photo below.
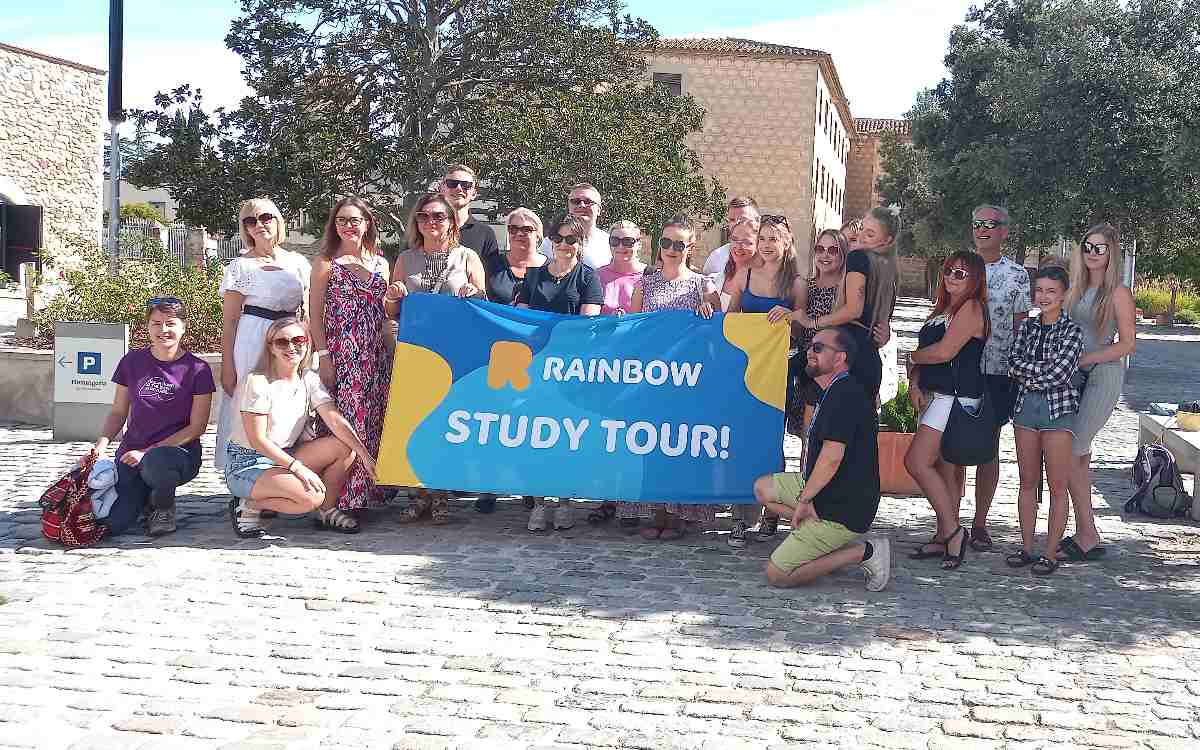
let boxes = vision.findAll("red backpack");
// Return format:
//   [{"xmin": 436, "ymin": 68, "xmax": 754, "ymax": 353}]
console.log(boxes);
[{"xmin": 39, "ymin": 453, "xmax": 108, "ymax": 547}]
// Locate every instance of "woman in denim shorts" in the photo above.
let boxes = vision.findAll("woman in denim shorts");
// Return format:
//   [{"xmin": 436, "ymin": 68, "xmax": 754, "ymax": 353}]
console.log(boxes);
[
  {"xmin": 226, "ymin": 316, "xmax": 378, "ymax": 537},
  {"xmin": 1007, "ymin": 266, "xmax": 1085, "ymax": 575}
]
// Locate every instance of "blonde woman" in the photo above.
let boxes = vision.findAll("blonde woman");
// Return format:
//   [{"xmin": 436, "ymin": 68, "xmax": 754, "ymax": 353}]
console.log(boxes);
[
  {"xmin": 215, "ymin": 198, "xmax": 311, "ymax": 468},
  {"xmin": 717, "ymin": 219, "xmax": 761, "ymax": 310},
  {"xmin": 1059, "ymin": 224, "xmax": 1135, "ymax": 562},
  {"xmin": 598, "ymin": 220, "xmax": 647, "ymax": 316},
  {"xmin": 225, "ymin": 317, "xmax": 377, "ymax": 537},
  {"xmin": 485, "ymin": 207, "xmax": 547, "ymax": 305}
]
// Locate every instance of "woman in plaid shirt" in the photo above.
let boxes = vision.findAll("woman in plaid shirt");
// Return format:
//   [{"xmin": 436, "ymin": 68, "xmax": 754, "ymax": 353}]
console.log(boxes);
[{"xmin": 1007, "ymin": 266, "xmax": 1084, "ymax": 575}]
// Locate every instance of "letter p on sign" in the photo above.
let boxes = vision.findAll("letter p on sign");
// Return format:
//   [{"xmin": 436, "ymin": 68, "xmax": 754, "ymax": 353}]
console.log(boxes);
[{"xmin": 77, "ymin": 351, "xmax": 102, "ymax": 375}]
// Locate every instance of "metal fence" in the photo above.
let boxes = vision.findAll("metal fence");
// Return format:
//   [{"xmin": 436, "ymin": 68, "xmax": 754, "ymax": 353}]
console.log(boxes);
[{"xmin": 102, "ymin": 219, "xmax": 244, "ymax": 266}]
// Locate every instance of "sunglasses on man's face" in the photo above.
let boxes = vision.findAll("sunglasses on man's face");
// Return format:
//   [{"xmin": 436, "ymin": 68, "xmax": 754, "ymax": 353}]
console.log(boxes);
[
  {"xmin": 146, "ymin": 296, "xmax": 182, "ymax": 308},
  {"xmin": 972, "ymin": 219, "xmax": 1006, "ymax": 231},
  {"xmin": 551, "ymin": 233, "xmax": 580, "ymax": 246},
  {"xmin": 809, "ymin": 342, "xmax": 843, "ymax": 355},
  {"xmin": 1082, "ymin": 241, "xmax": 1109, "ymax": 256},
  {"xmin": 444, "ymin": 179, "xmax": 475, "ymax": 191},
  {"xmin": 507, "ymin": 224, "xmax": 537, "ymax": 235},
  {"xmin": 609, "ymin": 236, "xmax": 639, "ymax": 248},
  {"xmin": 271, "ymin": 335, "xmax": 309, "ymax": 351},
  {"xmin": 658, "ymin": 238, "xmax": 688, "ymax": 252},
  {"xmin": 568, "ymin": 197, "xmax": 599, "ymax": 208},
  {"xmin": 242, "ymin": 213, "xmax": 276, "ymax": 228},
  {"xmin": 943, "ymin": 268, "xmax": 970, "ymax": 281},
  {"xmin": 415, "ymin": 211, "xmax": 449, "ymax": 224}
]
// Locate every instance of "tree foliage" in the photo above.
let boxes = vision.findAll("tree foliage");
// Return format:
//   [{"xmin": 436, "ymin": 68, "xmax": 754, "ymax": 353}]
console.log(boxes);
[{"xmin": 127, "ymin": 0, "xmax": 725, "ymax": 238}]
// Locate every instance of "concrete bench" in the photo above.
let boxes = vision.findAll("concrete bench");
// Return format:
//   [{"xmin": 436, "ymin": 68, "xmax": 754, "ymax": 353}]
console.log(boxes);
[{"xmin": 1138, "ymin": 413, "xmax": 1200, "ymax": 476}]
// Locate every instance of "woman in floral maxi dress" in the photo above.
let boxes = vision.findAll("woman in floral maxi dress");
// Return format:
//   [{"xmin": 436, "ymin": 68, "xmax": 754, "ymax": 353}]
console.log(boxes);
[{"xmin": 309, "ymin": 198, "xmax": 391, "ymax": 521}]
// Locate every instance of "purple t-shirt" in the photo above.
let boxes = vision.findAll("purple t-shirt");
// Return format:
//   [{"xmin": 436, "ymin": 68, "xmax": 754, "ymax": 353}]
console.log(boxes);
[{"xmin": 111, "ymin": 348, "xmax": 216, "ymax": 458}]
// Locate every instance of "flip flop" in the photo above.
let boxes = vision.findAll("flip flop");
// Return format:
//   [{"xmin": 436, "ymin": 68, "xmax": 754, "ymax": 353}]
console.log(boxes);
[{"xmin": 1056, "ymin": 536, "xmax": 1107, "ymax": 562}]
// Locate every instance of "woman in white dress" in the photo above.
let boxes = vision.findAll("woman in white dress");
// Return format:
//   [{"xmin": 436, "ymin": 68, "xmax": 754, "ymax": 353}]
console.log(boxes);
[{"xmin": 215, "ymin": 198, "xmax": 311, "ymax": 467}]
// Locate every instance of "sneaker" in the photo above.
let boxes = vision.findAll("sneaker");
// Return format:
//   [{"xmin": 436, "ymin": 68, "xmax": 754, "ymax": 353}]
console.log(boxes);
[
  {"xmin": 146, "ymin": 507, "xmax": 176, "ymax": 537},
  {"xmin": 527, "ymin": 502, "xmax": 550, "ymax": 532},
  {"xmin": 861, "ymin": 536, "xmax": 892, "ymax": 592},
  {"xmin": 553, "ymin": 504, "xmax": 575, "ymax": 530},
  {"xmin": 753, "ymin": 514, "xmax": 779, "ymax": 542},
  {"xmin": 728, "ymin": 521, "xmax": 748, "ymax": 549}
]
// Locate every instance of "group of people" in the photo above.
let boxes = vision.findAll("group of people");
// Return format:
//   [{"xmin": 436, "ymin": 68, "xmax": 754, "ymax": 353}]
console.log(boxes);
[{"xmin": 78, "ymin": 162, "xmax": 1135, "ymax": 592}]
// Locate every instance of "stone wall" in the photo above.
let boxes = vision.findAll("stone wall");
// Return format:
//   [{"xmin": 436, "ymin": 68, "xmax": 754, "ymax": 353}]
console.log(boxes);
[{"xmin": 0, "ymin": 44, "xmax": 105, "ymax": 268}]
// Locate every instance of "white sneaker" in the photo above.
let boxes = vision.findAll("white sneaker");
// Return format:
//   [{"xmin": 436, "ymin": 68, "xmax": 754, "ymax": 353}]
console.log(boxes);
[
  {"xmin": 528, "ymin": 502, "xmax": 550, "ymax": 532},
  {"xmin": 728, "ymin": 521, "xmax": 748, "ymax": 549},
  {"xmin": 553, "ymin": 503, "xmax": 575, "ymax": 530},
  {"xmin": 861, "ymin": 536, "xmax": 892, "ymax": 592}
]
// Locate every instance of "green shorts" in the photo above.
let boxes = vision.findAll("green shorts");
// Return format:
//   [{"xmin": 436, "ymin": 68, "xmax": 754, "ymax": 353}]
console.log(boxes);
[{"xmin": 769, "ymin": 472, "xmax": 861, "ymax": 572}]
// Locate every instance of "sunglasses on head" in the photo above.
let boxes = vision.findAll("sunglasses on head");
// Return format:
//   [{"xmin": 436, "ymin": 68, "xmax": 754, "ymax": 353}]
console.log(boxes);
[
  {"xmin": 609, "ymin": 236, "xmax": 639, "ymax": 248},
  {"xmin": 1082, "ymin": 241, "xmax": 1109, "ymax": 256},
  {"xmin": 242, "ymin": 213, "xmax": 276, "ymax": 227},
  {"xmin": 550, "ymin": 233, "xmax": 580, "ymax": 246},
  {"xmin": 943, "ymin": 268, "xmax": 970, "ymax": 281},
  {"xmin": 761, "ymin": 214, "xmax": 789, "ymax": 227},
  {"xmin": 568, "ymin": 197, "xmax": 598, "ymax": 208},
  {"xmin": 271, "ymin": 335, "xmax": 309, "ymax": 351},
  {"xmin": 443, "ymin": 178, "xmax": 475, "ymax": 190},
  {"xmin": 507, "ymin": 224, "xmax": 537, "ymax": 235},
  {"xmin": 658, "ymin": 238, "xmax": 688, "ymax": 251},
  {"xmin": 415, "ymin": 211, "xmax": 449, "ymax": 224},
  {"xmin": 334, "ymin": 216, "xmax": 366, "ymax": 228},
  {"xmin": 972, "ymin": 219, "xmax": 1006, "ymax": 230},
  {"xmin": 810, "ymin": 342, "xmax": 843, "ymax": 355},
  {"xmin": 146, "ymin": 296, "xmax": 182, "ymax": 308}
]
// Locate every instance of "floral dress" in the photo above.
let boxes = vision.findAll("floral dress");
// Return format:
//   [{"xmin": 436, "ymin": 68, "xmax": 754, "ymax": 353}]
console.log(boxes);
[
  {"xmin": 619, "ymin": 271, "xmax": 716, "ymax": 524},
  {"xmin": 322, "ymin": 258, "xmax": 391, "ymax": 510}
]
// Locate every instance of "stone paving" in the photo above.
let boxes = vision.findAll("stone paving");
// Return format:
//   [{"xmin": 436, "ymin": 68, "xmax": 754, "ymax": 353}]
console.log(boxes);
[{"xmin": 1, "ymin": 299, "xmax": 1199, "ymax": 750}]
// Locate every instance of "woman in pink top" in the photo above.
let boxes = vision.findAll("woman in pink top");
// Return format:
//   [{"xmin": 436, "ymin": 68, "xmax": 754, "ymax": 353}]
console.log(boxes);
[{"xmin": 598, "ymin": 220, "xmax": 647, "ymax": 316}]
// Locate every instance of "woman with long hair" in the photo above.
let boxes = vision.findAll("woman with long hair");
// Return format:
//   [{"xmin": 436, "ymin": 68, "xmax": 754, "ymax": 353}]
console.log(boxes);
[
  {"xmin": 598, "ymin": 220, "xmax": 647, "ymax": 316},
  {"xmin": 790, "ymin": 229, "xmax": 850, "ymax": 437},
  {"xmin": 716, "ymin": 219, "xmax": 761, "ymax": 310},
  {"xmin": 856, "ymin": 206, "xmax": 901, "ymax": 400},
  {"xmin": 225, "ymin": 317, "xmax": 377, "ymax": 537},
  {"xmin": 1058, "ymin": 224, "xmax": 1136, "ymax": 562},
  {"xmin": 905, "ymin": 251, "xmax": 990, "ymax": 570},
  {"xmin": 215, "ymin": 198, "xmax": 310, "ymax": 468},
  {"xmin": 308, "ymin": 197, "xmax": 391, "ymax": 520}
]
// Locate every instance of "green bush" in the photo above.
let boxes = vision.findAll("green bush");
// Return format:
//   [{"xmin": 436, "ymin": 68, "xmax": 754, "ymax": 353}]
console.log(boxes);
[
  {"xmin": 1174, "ymin": 308, "xmax": 1199, "ymax": 325},
  {"xmin": 0, "ymin": 269, "xmax": 11, "ymax": 286},
  {"xmin": 881, "ymin": 381, "xmax": 918, "ymax": 433},
  {"xmin": 29, "ymin": 233, "xmax": 222, "ymax": 352},
  {"xmin": 1134, "ymin": 290, "xmax": 1170, "ymax": 315}
]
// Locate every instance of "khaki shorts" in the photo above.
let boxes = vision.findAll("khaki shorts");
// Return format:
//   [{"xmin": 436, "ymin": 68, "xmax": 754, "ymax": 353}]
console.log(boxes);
[{"xmin": 769, "ymin": 472, "xmax": 861, "ymax": 572}]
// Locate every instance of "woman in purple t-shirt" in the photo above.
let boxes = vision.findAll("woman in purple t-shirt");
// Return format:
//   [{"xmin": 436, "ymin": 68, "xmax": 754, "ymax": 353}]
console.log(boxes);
[{"xmin": 82, "ymin": 299, "xmax": 217, "ymax": 537}]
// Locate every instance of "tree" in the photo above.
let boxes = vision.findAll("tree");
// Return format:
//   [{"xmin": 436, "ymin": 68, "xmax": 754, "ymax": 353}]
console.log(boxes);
[{"xmin": 128, "ymin": 0, "xmax": 725, "ymax": 237}]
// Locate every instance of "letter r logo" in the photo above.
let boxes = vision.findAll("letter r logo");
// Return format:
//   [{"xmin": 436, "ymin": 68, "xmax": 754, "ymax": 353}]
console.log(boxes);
[
  {"xmin": 487, "ymin": 341, "xmax": 533, "ymax": 391},
  {"xmin": 77, "ymin": 352, "xmax": 101, "ymax": 375}
]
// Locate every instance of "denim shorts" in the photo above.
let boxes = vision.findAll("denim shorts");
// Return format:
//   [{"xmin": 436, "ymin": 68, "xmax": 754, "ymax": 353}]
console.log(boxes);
[
  {"xmin": 1012, "ymin": 392, "xmax": 1075, "ymax": 434},
  {"xmin": 224, "ymin": 443, "xmax": 295, "ymax": 499}
]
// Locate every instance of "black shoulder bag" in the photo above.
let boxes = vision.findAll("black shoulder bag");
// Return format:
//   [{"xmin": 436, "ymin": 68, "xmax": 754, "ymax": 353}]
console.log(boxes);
[{"xmin": 941, "ymin": 357, "xmax": 1000, "ymax": 466}]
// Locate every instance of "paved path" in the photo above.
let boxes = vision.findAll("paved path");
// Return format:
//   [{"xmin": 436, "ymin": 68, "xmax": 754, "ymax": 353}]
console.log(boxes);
[{"xmin": 2, "ymin": 299, "xmax": 1199, "ymax": 750}]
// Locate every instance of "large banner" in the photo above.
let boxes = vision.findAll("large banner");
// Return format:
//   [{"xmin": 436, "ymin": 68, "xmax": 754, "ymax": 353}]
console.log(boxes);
[{"xmin": 377, "ymin": 294, "xmax": 787, "ymax": 503}]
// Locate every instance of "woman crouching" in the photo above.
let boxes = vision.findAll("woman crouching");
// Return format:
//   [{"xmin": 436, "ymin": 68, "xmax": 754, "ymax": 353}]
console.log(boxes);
[{"xmin": 226, "ymin": 317, "xmax": 377, "ymax": 537}]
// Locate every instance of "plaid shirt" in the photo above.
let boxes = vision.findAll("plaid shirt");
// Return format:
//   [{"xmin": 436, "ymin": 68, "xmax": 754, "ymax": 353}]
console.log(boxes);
[{"xmin": 1009, "ymin": 313, "xmax": 1084, "ymax": 421}]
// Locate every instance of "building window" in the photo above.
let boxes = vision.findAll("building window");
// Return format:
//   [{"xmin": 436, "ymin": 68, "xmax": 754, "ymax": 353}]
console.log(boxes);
[{"xmin": 652, "ymin": 73, "xmax": 682, "ymax": 97}]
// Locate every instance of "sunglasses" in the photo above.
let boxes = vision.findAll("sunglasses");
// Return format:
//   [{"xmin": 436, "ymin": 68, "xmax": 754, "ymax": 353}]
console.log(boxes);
[
  {"xmin": 443, "ymin": 179, "xmax": 475, "ymax": 190},
  {"xmin": 550, "ymin": 233, "xmax": 580, "ymax": 246},
  {"xmin": 1082, "ymin": 241, "xmax": 1109, "ymax": 256},
  {"xmin": 972, "ymin": 219, "xmax": 1006, "ymax": 230},
  {"xmin": 271, "ymin": 335, "xmax": 309, "ymax": 351},
  {"xmin": 146, "ymin": 296, "xmax": 182, "ymax": 308},
  {"xmin": 415, "ymin": 211, "xmax": 449, "ymax": 224},
  {"xmin": 568, "ymin": 197, "xmax": 599, "ymax": 208},
  {"xmin": 810, "ymin": 342, "xmax": 843, "ymax": 355},
  {"xmin": 761, "ymin": 214, "xmax": 790, "ymax": 227},
  {"xmin": 609, "ymin": 236, "xmax": 639, "ymax": 248},
  {"xmin": 943, "ymin": 268, "xmax": 970, "ymax": 281},
  {"xmin": 814, "ymin": 243, "xmax": 841, "ymax": 255},
  {"xmin": 242, "ymin": 213, "xmax": 276, "ymax": 228},
  {"xmin": 658, "ymin": 238, "xmax": 688, "ymax": 251},
  {"xmin": 335, "ymin": 216, "xmax": 366, "ymax": 228},
  {"xmin": 507, "ymin": 224, "xmax": 537, "ymax": 235}
]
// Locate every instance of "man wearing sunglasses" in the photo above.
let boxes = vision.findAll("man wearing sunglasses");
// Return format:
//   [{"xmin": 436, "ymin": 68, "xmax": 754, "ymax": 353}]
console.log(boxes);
[
  {"xmin": 539, "ymin": 183, "xmax": 611, "ymax": 269},
  {"xmin": 702, "ymin": 196, "xmax": 761, "ymax": 276},
  {"xmin": 969, "ymin": 204, "xmax": 1032, "ymax": 552},
  {"xmin": 439, "ymin": 164, "xmax": 500, "ymax": 264}
]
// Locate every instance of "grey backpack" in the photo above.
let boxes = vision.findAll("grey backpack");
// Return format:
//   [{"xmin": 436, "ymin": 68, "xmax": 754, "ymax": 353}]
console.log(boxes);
[{"xmin": 1126, "ymin": 443, "xmax": 1192, "ymax": 519}]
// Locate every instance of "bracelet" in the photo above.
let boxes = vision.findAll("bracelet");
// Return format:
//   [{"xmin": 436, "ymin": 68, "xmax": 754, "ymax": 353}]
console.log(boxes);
[{"xmin": 287, "ymin": 458, "xmax": 297, "ymax": 472}]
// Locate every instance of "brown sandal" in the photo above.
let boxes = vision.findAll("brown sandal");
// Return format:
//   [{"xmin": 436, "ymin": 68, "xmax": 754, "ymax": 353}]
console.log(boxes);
[
  {"xmin": 398, "ymin": 490, "xmax": 432, "ymax": 523},
  {"xmin": 430, "ymin": 494, "xmax": 450, "ymax": 525}
]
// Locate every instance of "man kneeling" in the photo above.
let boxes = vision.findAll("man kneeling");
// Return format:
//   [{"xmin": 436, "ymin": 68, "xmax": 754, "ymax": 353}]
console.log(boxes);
[{"xmin": 754, "ymin": 326, "xmax": 891, "ymax": 591}]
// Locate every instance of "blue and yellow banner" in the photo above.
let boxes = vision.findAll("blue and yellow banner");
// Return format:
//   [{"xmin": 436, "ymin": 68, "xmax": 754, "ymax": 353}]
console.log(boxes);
[{"xmin": 378, "ymin": 294, "xmax": 787, "ymax": 503}]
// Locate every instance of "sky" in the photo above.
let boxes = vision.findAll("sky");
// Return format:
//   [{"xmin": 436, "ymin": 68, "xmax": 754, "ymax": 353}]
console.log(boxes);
[{"xmin": 6, "ymin": 0, "xmax": 977, "ymax": 123}]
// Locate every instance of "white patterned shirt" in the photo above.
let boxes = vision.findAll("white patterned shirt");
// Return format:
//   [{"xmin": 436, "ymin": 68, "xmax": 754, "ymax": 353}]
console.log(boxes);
[{"xmin": 981, "ymin": 255, "xmax": 1032, "ymax": 375}]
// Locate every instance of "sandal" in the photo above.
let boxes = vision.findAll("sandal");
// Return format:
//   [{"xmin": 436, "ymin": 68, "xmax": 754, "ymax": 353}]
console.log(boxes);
[
  {"xmin": 1056, "ymin": 536, "xmax": 1107, "ymax": 562},
  {"xmin": 314, "ymin": 508, "xmax": 360, "ymax": 534},
  {"xmin": 430, "ymin": 494, "xmax": 450, "ymax": 525},
  {"xmin": 230, "ymin": 497, "xmax": 265, "ymax": 539},
  {"xmin": 969, "ymin": 526, "xmax": 993, "ymax": 552},
  {"xmin": 942, "ymin": 526, "xmax": 968, "ymax": 570},
  {"xmin": 910, "ymin": 534, "xmax": 947, "ymax": 560},
  {"xmin": 754, "ymin": 514, "xmax": 779, "ymax": 542},
  {"xmin": 1031, "ymin": 556, "xmax": 1059, "ymax": 576},
  {"xmin": 397, "ymin": 491, "xmax": 432, "ymax": 523},
  {"xmin": 587, "ymin": 502, "xmax": 617, "ymax": 524},
  {"xmin": 1005, "ymin": 549, "xmax": 1037, "ymax": 568}
]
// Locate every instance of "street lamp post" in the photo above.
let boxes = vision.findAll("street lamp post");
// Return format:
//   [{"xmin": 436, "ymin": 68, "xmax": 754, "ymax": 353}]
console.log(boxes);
[{"xmin": 107, "ymin": 0, "xmax": 124, "ymax": 274}]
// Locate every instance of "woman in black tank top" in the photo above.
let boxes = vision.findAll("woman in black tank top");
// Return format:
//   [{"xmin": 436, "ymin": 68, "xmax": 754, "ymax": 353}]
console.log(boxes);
[{"xmin": 904, "ymin": 251, "xmax": 991, "ymax": 571}]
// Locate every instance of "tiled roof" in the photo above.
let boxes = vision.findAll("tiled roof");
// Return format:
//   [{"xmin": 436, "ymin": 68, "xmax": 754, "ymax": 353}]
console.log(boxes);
[
  {"xmin": 854, "ymin": 118, "xmax": 912, "ymax": 135},
  {"xmin": 657, "ymin": 37, "xmax": 827, "ymax": 58}
]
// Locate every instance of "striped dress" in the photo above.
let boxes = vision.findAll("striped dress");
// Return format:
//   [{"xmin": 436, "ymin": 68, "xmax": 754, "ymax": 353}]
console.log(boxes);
[{"xmin": 1070, "ymin": 287, "xmax": 1125, "ymax": 456}]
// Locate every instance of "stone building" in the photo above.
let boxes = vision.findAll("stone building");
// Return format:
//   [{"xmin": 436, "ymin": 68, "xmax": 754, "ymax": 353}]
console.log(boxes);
[
  {"xmin": 845, "ymin": 117, "xmax": 911, "ymax": 224},
  {"xmin": 645, "ymin": 38, "xmax": 854, "ymax": 269},
  {"xmin": 0, "ymin": 43, "xmax": 105, "ymax": 282}
]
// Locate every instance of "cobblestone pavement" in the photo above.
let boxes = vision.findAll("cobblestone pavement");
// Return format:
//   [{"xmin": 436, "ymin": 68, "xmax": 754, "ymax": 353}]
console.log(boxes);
[{"xmin": 2, "ymin": 299, "xmax": 1199, "ymax": 750}]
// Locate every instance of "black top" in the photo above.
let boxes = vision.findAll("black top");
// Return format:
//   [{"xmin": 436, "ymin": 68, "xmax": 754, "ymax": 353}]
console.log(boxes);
[
  {"xmin": 845, "ymin": 249, "xmax": 873, "ymax": 331},
  {"xmin": 806, "ymin": 374, "xmax": 881, "ymax": 534},
  {"xmin": 916, "ymin": 316, "xmax": 985, "ymax": 397},
  {"xmin": 484, "ymin": 253, "xmax": 529, "ymax": 306},
  {"xmin": 458, "ymin": 220, "xmax": 500, "ymax": 264},
  {"xmin": 516, "ymin": 262, "xmax": 603, "ymax": 314}
]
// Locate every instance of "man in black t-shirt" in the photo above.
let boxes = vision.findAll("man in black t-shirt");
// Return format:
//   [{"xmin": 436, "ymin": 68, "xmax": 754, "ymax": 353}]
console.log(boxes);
[
  {"xmin": 439, "ymin": 163, "xmax": 500, "ymax": 264},
  {"xmin": 753, "ymin": 326, "xmax": 892, "ymax": 591}
]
